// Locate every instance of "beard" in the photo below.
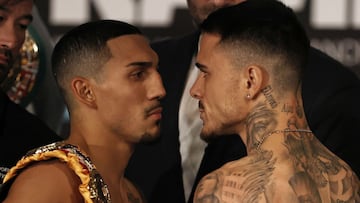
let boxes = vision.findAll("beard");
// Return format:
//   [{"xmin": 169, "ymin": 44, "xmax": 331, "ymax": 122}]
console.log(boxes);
[
  {"xmin": 200, "ymin": 130, "xmax": 220, "ymax": 143},
  {"xmin": 200, "ymin": 118, "xmax": 241, "ymax": 143},
  {"xmin": 0, "ymin": 48, "xmax": 13, "ymax": 83},
  {"xmin": 137, "ymin": 120, "xmax": 162, "ymax": 145},
  {"xmin": 0, "ymin": 63, "xmax": 10, "ymax": 83}
]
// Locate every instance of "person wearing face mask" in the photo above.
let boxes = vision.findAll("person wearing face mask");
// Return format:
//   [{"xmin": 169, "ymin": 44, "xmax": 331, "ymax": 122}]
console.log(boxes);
[
  {"xmin": 0, "ymin": 0, "xmax": 62, "ymax": 182},
  {"xmin": 125, "ymin": 0, "xmax": 360, "ymax": 202}
]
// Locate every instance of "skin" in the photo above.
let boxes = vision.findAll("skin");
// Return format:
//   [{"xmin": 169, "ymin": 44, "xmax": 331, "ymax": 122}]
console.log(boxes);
[
  {"xmin": 190, "ymin": 32, "xmax": 360, "ymax": 203},
  {"xmin": 3, "ymin": 34, "xmax": 166, "ymax": 203},
  {"xmin": 190, "ymin": 33, "xmax": 249, "ymax": 141},
  {"xmin": 0, "ymin": 0, "xmax": 32, "ymax": 82},
  {"xmin": 188, "ymin": 1, "xmax": 360, "ymax": 202},
  {"xmin": 187, "ymin": 0, "xmax": 246, "ymax": 24}
]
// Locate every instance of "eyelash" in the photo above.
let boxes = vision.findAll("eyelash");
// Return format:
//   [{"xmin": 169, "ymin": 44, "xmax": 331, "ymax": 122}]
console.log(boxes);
[
  {"xmin": 19, "ymin": 23, "xmax": 28, "ymax": 30},
  {"xmin": 0, "ymin": 13, "xmax": 30, "ymax": 28},
  {"xmin": 131, "ymin": 70, "xmax": 146, "ymax": 80}
]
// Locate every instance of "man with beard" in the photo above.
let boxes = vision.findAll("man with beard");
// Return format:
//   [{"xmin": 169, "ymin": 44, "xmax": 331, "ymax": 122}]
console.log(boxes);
[
  {"xmin": 1, "ymin": 19, "xmax": 166, "ymax": 202},
  {"xmin": 0, "ymin": 0, "xmax": 61, "ymax": 182},
  {"xmin": 191, "ymin": 1, "xmax": 359, "ymax": 202},
  {"xmin": 126, "ymin": 0, "xmax": 360, "ymax": 202}
]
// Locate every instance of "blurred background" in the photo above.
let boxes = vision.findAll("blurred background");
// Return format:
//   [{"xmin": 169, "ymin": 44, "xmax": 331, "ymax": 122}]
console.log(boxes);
[{"xmin": 8, "ymin": 0, "xmax": 360, "ymax": 138}]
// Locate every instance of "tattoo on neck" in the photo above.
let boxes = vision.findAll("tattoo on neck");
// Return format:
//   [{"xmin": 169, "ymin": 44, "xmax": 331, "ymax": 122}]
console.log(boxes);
[
  {"xmin": 246, "ymin": 103, "xmax": 277, "ymax": 151},
  {"xmin": 296, "ymin": 105, "xmax": 303, "ymax": 118},
  {"xmin": 261, "ymin": 85, "xmax": 278, "ymax": 108},
  {"xmin": 281, "ymin": 103, "xmax": 294, "ymax": 114}
]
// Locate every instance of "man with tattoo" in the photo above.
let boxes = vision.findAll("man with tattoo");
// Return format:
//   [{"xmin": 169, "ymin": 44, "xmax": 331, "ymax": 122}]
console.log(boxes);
[
  {"xmin": 126, "ymin": 0, "xmax": 360, "ymax": 202},
  {"xmin": 1, "ymin": 20, "xmax": 166, "ymax": 202},
  {"xmin": 190, "ymin": 1, "xmax": 360, "ymax": 202}
]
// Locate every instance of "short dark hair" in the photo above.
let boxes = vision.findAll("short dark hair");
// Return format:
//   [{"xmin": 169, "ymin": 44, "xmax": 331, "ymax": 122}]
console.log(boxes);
[
  {"xmin": 52, "ymin": 20, "xmax": 142, "ymax": 108},
  {"xmin": 200, "ymin": 0, "xmax": 310, "ymax": 92}
]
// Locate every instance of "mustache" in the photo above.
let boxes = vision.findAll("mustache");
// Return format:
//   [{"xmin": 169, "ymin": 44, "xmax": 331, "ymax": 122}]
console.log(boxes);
[
  {"xmin": 0, "ymin": 47, "xmax": 13, "ymax": 64},
  {"xmin": 145, "ymin": 102, "xmax": 163, "ymax": 115},
  {"xmin": 0, "ymin": 47, "xmax": 12, "ymax": 58},
  {"xmin": 198, "ymin": 101, "xmax": 204, "ymax": 110}
]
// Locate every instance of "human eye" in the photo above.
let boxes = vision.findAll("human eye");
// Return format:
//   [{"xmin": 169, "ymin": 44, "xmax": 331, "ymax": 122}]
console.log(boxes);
[
  {"xmin": 18, "ymin": 21, "xmax": 30, "ymax": 30},
  {"xmin": 18, "ymin": 23, "xmax": 28, "ymax": 30},
  {"xmin": 0, "ymin": 14, "xmax": 5, "ymax": 23},
  {"xmin": 131, "ymin": 70, "xmax": 146, "ymax": 80}
]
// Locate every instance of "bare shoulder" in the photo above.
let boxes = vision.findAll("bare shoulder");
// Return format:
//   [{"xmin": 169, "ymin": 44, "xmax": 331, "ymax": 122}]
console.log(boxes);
[
  {"xmin": 124, "ymin": 178, "xmax": 146, "ymax": 203},
  {"xmin": 194, "ymin": 147, "xmax": 360, "ymax": 203},
  {"xmin": 3, "ymin": 160, "xmax": 82, "ymax": 203},
  {"xmin": 194, "ymin": 152, "xmax": 275, "ymax": 203}
]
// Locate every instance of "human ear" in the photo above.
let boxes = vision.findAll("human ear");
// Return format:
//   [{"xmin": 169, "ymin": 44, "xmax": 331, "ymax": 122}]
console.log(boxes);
[
  {"xmin": 243, "ymin": 65, "xmax": 265, "ymax": 100},
  {"xmin": 71, "ymin": 77, "xmax": 97, "ymax": 108}
]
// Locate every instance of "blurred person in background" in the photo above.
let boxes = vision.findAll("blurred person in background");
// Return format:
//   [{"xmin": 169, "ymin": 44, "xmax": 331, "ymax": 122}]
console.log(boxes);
[{"xmin": 0, "ymin": 0, "xmax": 62, "ymax": 183}]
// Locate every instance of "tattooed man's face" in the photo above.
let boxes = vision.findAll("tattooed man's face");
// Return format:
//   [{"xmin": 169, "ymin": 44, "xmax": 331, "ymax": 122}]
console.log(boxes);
[{"xmin": 190, "ymin": 33, "xmax": 249, "ymax": 141}]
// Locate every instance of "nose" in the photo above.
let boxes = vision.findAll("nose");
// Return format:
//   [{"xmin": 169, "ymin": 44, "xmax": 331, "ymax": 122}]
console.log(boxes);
[
  {"xmin": 149, "ymin": 71, "xmax": 166, "ymax": 100},
  {"xmin": 190, "ymin": 74, "xmax": 203, "ymax": 100},
  {"xmin": 0, "ymin": 21, "xmax": 21, "ymax": 51}
]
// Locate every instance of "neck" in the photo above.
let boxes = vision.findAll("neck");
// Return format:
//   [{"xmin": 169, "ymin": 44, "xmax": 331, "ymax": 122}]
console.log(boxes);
[
  {"xmin": 254, "ymin": 129, "xmax": 312, "ymax": 153},
  {"xmin": 67, "ymin": 126, "xmax": 134, "ymax": 183},
  {"xmin": 244, "ymin": 93, "xmax": 310, "ymax": 154}
]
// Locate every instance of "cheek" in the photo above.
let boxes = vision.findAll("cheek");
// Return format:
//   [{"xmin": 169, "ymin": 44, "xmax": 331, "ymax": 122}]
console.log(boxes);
[
  {"xmin": 209, "ymin": 81, "xmax": 242, "ymax": 119},
  {"xmin": 204, "ymin": 85, "xmax": 228, "ymax": 121},
  {"xmin": 13, "ymin": 33, "xmax": 26, "ymax": 56}
]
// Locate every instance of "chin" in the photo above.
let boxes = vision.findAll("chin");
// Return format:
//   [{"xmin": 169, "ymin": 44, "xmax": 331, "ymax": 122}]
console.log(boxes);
[
  {"xmin": 200, "ymin": 128, "xmax": 220, "ymax": 143},
  {"xmin": 139, "ymin": 128, "xmax": 161, "ymax": 143}
]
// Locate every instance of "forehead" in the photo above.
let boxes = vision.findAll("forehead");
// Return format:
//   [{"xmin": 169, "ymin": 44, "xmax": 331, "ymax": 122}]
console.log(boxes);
[
  {"xmin": 0, "ymin": 0, "xmax": 32, "ymax": 8},
  {"xmin": 0, "ymin": 0, "xmax": 33, "ymax": 14},
  {"xmin": 198, "ymin": 33, "xmax": 222, "ymax": 60},
  {"xmin": 197, "ymin": 33, "xmax": 239, "ymax": 72},
  {"xmin": 106, "ymin": 34, "xmax": 158, "ymax": 64}
]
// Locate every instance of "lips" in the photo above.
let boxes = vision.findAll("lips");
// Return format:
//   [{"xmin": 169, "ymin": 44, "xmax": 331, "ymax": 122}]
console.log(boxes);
[
  {"xmin": 147, "ymin": 105, "xmax": 163, "ymax": 120},
  {"xmin": 198, "ymin": 101, "xmax": 205, "ymax": 111},
  {"xmin": 198, "ymin": 101, "xmax": 206, "ymax": 121},
  {"xmin": 148, "ymin": 106, "xmax": 163, "ymax": 115},
  {"xmin": 0, "ymin": 49, "xmax": 12, "ymax": 66}
]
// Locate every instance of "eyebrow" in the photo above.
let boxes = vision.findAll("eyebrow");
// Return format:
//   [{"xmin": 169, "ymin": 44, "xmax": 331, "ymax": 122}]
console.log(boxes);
[
  {"xmin": 126, "ymin": 61, "xmax": 154, "ymax": 68},
  {"xmin": 0, "ymin": 7, "xmax": 33, "ymax": 23}
]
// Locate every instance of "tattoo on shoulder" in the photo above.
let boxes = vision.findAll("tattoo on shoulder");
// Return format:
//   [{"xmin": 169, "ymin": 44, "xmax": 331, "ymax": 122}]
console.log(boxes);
[
  {"xmin": 195, "ymin": 152, "xmax": 276, "ymax": 203},
  {"xmin": 284, "ymin": 132, "xmax": 360, "ymax": 202},
  {"xmin": 195, "ymin": 172, "xmax": 221, "ymax": 203},
  {"xmin": 222, "ymin": 152, "xmax": 275, "ymax": 202}
]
